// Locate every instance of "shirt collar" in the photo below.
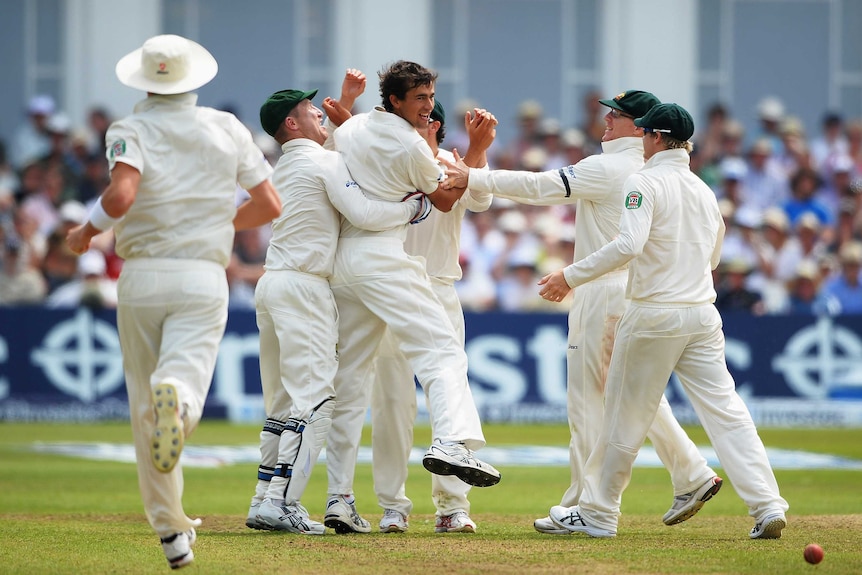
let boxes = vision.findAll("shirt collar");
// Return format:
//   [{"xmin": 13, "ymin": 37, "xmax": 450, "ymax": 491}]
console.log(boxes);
[{"xmin": 133, "ymin": 92, "xmax": 199, "ymax": 114}]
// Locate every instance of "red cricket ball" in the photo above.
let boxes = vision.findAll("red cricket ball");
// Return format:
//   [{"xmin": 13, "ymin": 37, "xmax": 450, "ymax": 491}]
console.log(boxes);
[{"xmin": 803, "ymin": 543, "xmax": 824, "ymax": 565}]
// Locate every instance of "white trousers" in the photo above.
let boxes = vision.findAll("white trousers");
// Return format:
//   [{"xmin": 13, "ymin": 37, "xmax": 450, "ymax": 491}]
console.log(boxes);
[
  {"xmin": 117, "ymin": 258, "xmax": 228, "ymax": 538},
  {"xmin": 579, "ymin": 303, "xmax": 789, "ymax": 531},
  {"xmin": 561, "ymin": 271, "xmax": 714, "ymax": 507},
  {"xmin": 325, "ymin": 237, "xmax": 484, "ymax": 494},
  {"xmin": 371, "ymin": 279, "xmax": 472, "ymax": 517},
  {"xmin": 255, "ymin": 270, "xmax": 338, "ymax": 502}
]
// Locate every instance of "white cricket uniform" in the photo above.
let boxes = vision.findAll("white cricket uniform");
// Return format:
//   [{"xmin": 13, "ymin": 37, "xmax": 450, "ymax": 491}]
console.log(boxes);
[
  {"xmin": 107, "ymin": 93, "xmax": 273, "ymax": 538},
  {"xmin": 371, "ymin": 147, "xmax": 493, "ymax": 518},
  {"xmin": 466, "ymin": 137, "xmax": 714, "ymax": 506},
  {"xmin": 564, "ymin": 148, "xmax": 789, "ymax": 531},
  {"xmin": 252, "ymin": 138, "xmax": 417, "ymax": 507},
  {"xmin": 325, "ymin": 108, "xmax": 486, "ymax": 495}
]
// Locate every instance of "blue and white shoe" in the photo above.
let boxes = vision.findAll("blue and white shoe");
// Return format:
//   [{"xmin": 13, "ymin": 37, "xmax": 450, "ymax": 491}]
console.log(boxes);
[
  {"xmin": 160, "ymin": 528, "xmax": 195, "ymax": 570},
  {"xmin": 549, "ymin": 505, "xmax": 616, "ymax": 538},
  {"xmin": 749, "ymin": 513, "xmax": 786, "ymax": 539},
  {"xmin": 422, "ymin": 440, "xmax": 501, "ymax": 487}
]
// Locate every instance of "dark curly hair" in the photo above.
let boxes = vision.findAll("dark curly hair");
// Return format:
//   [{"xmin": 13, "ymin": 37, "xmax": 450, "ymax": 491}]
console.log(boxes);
[{"xmin": 378, "ymin": 60, "xmax": 438, "ymax": 112}]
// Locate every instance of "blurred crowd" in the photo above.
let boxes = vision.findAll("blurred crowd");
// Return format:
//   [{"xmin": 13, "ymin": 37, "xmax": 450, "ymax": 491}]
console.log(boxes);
[{"xmin": 1, "ymin": 92, "xmax": 860, "ymax": 315}]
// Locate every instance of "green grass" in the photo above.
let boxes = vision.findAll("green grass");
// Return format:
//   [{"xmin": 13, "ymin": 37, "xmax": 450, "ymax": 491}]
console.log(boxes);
[{"xmin": 1, "ymin": 422, "xmax": 861, "ymax": 574}]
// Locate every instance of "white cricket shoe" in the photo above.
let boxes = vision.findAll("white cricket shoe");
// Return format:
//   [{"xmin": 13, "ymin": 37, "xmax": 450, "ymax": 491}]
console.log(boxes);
[
  {"xmin": 435, "ymin": 511, "xmax": 477, "ymax": 533},
  {"xmin": 246, "ymin": 501, "xmax": 272, "ymax": 531},
  {"xmin": 663, "ymin": 476, "xmax": 723, "ymax": 525},
  {"xmin": 151, "ymin": 382, "xmax": 184, "ymax": 473},
  {"xmin": 749, "ymin": 513, "xmax": 786, "ymax": 539},
  {"xmin": 549, "ymin": 505, "xmax": 616, "ymax": 538},
  {"xmin": 422, "ymin": 440, "xmax": 501, "ymax": 487},
  {"xmin": 533, "ymin": 515, "xmax": 570, "ymax": 535},
  {"xmin": 379, "ymin": 509, "xmax": 409, "ymax": 533},
  {"xmin": 256, "ymin": 499, "xmax": 325, "ymax": 535},
  {"xmin": 324, "ymin": 495, "xmax": 372, "ymax": 534},
  {"xmin": 160, "ymin": 527, "xmax": 195, "ymax": 570}
]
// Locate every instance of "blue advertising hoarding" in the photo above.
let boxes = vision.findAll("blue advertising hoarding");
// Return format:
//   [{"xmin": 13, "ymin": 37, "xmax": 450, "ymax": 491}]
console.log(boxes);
[{"xmin": 1, "ymin": 308, "xmax": 861, "ymax": 426}]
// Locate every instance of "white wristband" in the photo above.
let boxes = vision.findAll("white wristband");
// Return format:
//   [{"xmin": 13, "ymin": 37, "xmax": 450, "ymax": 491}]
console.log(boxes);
[{"xmin": 88, "ymin": 197, "xmax": 124, "ymax": 232}]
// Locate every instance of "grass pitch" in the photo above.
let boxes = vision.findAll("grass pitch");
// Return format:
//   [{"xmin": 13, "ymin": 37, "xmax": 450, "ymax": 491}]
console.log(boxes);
[{"xmin": 1, "ymin": 422, "xmax": 861, "ymax": 574}]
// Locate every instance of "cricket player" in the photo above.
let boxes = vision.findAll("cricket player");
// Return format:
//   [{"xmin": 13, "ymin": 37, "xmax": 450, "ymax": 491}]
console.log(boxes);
[
  {"xmin": 246, "ymin": 84, "xmax": 428, "ymax": 535},
  {"xmin": 66, "ymin": 35, "xmax": 281, "ymax": 569},
  {"xmin": 323, "ymin": 62, "xmax": 501, "ymax": 525},
  {"xmin": 546, "ymin": 103, "xmax": 789, "ymax": 539},
  {"xmin": 371, "ymin": 100, "xmax": 497, "ymax": 534},
  {"xmin": 444, "ymin": 90, "xmax": 721, "ymax": 533}
]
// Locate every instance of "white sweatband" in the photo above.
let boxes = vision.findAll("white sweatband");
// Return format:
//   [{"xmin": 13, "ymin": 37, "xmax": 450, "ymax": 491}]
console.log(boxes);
[{"xmin": 88, "ymin": 197, "xmax": 124, "ymax": 231}]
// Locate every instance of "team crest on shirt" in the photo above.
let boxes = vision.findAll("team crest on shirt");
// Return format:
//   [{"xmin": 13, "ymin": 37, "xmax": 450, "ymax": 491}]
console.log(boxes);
[
  {"xmin": 625, "ymin": 191, "xmax": 643, "ymax": 209},
  {"xmin": 110, "ymin": 140, "xmax": 126, "ymax": 159}
]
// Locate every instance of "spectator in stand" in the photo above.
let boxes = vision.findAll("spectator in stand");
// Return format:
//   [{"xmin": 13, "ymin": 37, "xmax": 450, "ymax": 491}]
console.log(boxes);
[
  {"xmin": 20, "ymin": 165, "xmax": 68, "ymax": 237},
  {"xmin": 41, "ymin": 225, "xmax": 80, "ymax": 295},
  {"xmin": 810, "ymin": 111, "xmax": 849, "ymax": 176},
  {"xmin": 845, "ymin": 119, "xmax": 862, "ymax": 174},
  {"xmin": 714, "ymin": 156, "xmax": 748, "ymax": 207},
  {"xmin": 785, "ymin": 259, "xmax": 839, "ymax": 315},
  {"xmin": 822, "ymin": 241, "xmax": 862, "ymax": 314},
  {"xmin": 715, "ymin": 259, "xmax": 765, "ymax": 315},
  {"xmin": 496, "ymin": 248, "xmax": 543, "ymax": 312},
  {"xmin": 560, "ymin": 128, "xmax": 588, "ymax": 166},
  {"xmin": 455, "ymin": 252, "xmax": 497, "ymax": 312},
  {"xmin": 694, "ymin": 102, "xmax": 730, "ymax": 176},
  {"xmin": 719, "ymin": 200, "xmax": 758, "ymax": 269},
  {"xmin": 788, "ymin": 212, "xmax": 830, "ymax": 275},
  {"xmin": 41, "ymin": 113, "xmax": 83, "ymax": 188},
  {"xmin": 740, "ymin": 138, "xmax": 789, "ymax": 217},
  {"xmin": 459, "ymin": 208, "xmax": 506, "ymax": 283},
  {"xmin": 0, "ymin": 141, "xmax": 20, "ymax": 214},
  {"xmin": 86, "ymin": 106, "xmax": 113, "ymax": 157},
  {"xmin": 0, "ymin": 233, "xmax": 47, "ymax": 305},
  {"xmin": 775, "ymin": 116, "xmax": 811, "ymax": 178},
  {"xmin": 833, "ymin": 166, "xmax": 862, "ymax": 249},
  {"xmin": 226, "ymin": 227, "xmax": 267, "ymax": 309},
  {"xmin": 753, "ymin": 96, "xmax": 786, "ymax": 157},
  {"xmin": 11, "ymin": 95, "xmax": 55, "ymax": 170},
  {"xmin": 491, "ymin": 209, "xmax": 540, "ymax": 283},
  {"xmin": 820, "ymin": 154, "xmax": 855, "ymax": 226},
  {"xmin": 782, "ymin": 168, "xmax": 835, "ymax": 241},
  {"xmin": 45, "ymin": 248, "xmax": 118, "ymax": 309},
  {"xmin": 578, "ymin": 88, "xmax": 607, "ymax": 155},
  {"xmin": 538, "ymin": 118, "xmax": 567, "ymax": 170},
  {"xmin": 753, "ymin": 207, "xmax": 795, "ymax": 313},
  {"xmin": 508, "ymin": 99, "xmax": 544, "ymax": 165},
  {"xmin": 77, "ymin": 153, "xmax": 111, "ymax": 204},
  {"xmin": 699, "ymin": 119, "xmax": 745, "ymax": 191}
]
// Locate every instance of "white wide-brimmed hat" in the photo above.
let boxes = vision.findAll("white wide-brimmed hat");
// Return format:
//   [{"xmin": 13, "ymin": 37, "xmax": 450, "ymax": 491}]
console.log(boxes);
[{"xmin": 115, "ymin": 34, "xmax": 218, "ymax": 95}]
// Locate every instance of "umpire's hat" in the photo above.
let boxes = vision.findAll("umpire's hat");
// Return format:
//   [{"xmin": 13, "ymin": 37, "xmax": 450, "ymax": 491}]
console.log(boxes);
[{"xmin": 115, "ymin": 35, "xmax": 218, "ymax": 95}]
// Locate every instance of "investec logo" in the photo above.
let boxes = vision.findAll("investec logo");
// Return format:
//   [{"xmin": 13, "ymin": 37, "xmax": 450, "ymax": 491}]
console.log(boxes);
[
  {"xmin": 30, "ymin": 309, "xmax": 125, "ymax": 402},
  {"xmin": 771, "ymin": 317, "xmax": 862, "ymax": 398}
]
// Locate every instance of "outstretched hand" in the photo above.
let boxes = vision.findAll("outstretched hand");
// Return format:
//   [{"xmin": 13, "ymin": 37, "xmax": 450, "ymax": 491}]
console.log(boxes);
[
  {"xmin": 340, "ymin": 68, "xmax": 366, "ymax": 108},
  {"xmin": 465, "ymin": 108, "xmax": 497, "ymax": 153},
  {"xmin": 440, "ymin": 148, "xmax": 471, "ymax": 190}
]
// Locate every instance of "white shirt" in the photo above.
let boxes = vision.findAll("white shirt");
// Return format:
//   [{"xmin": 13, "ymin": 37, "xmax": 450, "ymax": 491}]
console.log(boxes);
[
  {"xmin": 333, "ymin": 107, "xmax": 444, "ymax": 240},
  {"xmin": 467, "ymin": 137, "xmax": 645, "ymax": 269},
  {"xmin": 266, "ymin": 138, "xmax": 416, "ymax": 277},
  {"xmin": 564, "ymin": 148, "xmax": 725, "ymax": 306},
  {"xmin": 106, "ymin": 93, "xmax": 273, "ymax": 267},
  {"xmin": 403, "ymin": 147, "xmax": 492, "ymax": 283}
]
